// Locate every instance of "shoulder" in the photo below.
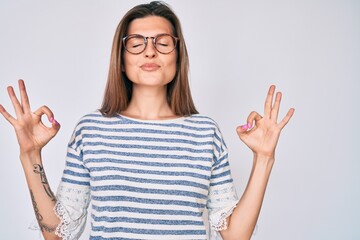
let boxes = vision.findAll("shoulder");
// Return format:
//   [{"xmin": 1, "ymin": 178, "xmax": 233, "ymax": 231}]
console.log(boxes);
[
  {"xmin": 186, "ymin": 114, "xmax": 221, "ymax": 130},
  {"xmin": 78, "ymin": 110, "xmax": 106, "ymax": 121},
  {"xmin": 72, "ymin": 110, "xmax": 120, "ymax": 130},
  {"xmin": 77, "ymin": 110, "xmax": 118, "ymax": 123}
]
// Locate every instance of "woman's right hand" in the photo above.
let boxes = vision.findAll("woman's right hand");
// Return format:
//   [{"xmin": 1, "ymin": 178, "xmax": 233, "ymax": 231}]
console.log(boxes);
[{"xmin": 0, "ymin": 80, "xmax": 60, "ymax": 156}]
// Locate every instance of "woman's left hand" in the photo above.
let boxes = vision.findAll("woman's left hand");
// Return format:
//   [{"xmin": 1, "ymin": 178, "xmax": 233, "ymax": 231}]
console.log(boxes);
[{"xmin": 236, "ymin": 85, "xmax": 295, "ymax": 159}]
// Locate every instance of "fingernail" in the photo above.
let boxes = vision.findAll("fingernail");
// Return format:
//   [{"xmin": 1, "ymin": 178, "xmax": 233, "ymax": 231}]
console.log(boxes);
[
  {"xmin": 55, "ymin": 120, "xmax": 59, "ymax": 126},
  {"xmin": 49, "ymin": 117, "xmax": 54, "ymax": 123},
  {"xmin": 241, "ymin": 124, "xmax": 248, "ymax": 130},
  {"xmin": 247, "ymin": 123, "xmax": 252, "ymax": 128}
]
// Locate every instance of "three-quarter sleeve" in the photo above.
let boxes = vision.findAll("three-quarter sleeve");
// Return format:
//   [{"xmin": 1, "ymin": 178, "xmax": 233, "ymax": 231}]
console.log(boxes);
[
  {"xmin": 54, "ymin": 126, "xmax": 91, "ymax": 240},
  {"xmin": 207, "ymin": 126, "xmax": 239, "ymax": 240}
]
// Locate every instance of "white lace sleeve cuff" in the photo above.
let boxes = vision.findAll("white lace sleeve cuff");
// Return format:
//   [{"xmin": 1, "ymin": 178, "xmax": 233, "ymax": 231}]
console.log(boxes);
[
  {"xmin": 209, "ymin": 204, "xmax": 237, "ymax": 231},
  {"xmin": 27, "ymin": 197, "xmax": 89, "ymax": 240},
  {"xmin": 209, "ymin": 203, "xmax": 237, "ymax": 240},
  {"xmin": 54, "ymin": 182, "xmax": 91, "ymax": 240},
  {"xmin": 54, "ymin": 201, "xmax": 72, "ymax": 240}
]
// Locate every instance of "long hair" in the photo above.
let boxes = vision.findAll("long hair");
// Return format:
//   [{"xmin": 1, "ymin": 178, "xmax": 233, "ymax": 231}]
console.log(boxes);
[{"xmin": 100, "ymin": 1, "xmax": 198, "ymax": 117}]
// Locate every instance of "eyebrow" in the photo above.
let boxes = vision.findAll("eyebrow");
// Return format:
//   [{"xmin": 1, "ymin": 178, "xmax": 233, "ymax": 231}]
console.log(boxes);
[{"xmin": 127, "ymin": 32, "xmax": 171, "ymax": 36}]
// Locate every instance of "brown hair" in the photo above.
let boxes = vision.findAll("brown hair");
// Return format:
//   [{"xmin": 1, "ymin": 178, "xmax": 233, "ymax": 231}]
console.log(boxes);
[{"xmin": 100, "ymin": 1, "xmax": 198, "ymax": 117}]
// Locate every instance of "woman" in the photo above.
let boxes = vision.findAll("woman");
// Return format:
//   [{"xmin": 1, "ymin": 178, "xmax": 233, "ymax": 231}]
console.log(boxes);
[{"xmin": 0, "ymin": 1, "xmax": 294, "ymax": 240}]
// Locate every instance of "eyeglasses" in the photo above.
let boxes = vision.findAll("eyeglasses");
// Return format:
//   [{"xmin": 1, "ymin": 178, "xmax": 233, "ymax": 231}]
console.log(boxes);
[{"xmin": 122, "ymin": 34, "xmax": 179, "ymax": 55}]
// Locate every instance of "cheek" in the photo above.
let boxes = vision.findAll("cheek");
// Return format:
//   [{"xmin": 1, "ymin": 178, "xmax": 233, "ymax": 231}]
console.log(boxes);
[
  {"xmin": 123, "ymin": 56, "xmax": 137, "ymax": 76},
  {"xmin": 166, "ymin": 55, "xmax": 177, "ymax": 78}
]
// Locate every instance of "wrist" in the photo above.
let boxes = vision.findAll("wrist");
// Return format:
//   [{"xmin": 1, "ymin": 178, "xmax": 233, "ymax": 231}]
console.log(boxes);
[
  {"xmin": 251, "ymin": 154, "xmax": 275, "ymax": 178},
  {"xmin": 20, "ymin": 150, "xmax": 43, "ymax": 168},
  {"xmin": 253, "ymin": 153, "xmax": 275, "ymax": 165}
]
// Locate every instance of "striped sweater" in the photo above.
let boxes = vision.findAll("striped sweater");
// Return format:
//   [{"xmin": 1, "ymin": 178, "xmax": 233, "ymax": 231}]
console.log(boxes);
[{"xmin": 55, "ymin": 111, "xmax": 238, "ymax": 240}]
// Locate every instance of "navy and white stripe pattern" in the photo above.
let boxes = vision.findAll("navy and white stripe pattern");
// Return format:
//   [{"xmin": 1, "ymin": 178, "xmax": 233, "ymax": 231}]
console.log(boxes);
[{"xmin": 56, "ymin": 111, "xmax": 238, "ymax": 240}]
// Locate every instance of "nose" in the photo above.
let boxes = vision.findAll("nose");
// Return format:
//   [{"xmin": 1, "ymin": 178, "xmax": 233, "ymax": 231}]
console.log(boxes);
[{"xmin": 144, "ymin": 38, "xmax": 157, "ymax": 58}]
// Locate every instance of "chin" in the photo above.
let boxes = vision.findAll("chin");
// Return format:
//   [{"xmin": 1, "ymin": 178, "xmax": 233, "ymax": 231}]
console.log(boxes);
[
  {"xmin": 137, "ymin": 76, "xmax": 173, "ymax": 86},
  {"xmin": 132, "ymin": 80, "xmax": 168, "ymax": 88}
]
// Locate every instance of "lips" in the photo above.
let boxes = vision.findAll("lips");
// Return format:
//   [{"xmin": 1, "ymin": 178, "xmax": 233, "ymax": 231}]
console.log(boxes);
[{"xmin": 140, "ymin": 63, "xmax": 160, "ymax": 71}]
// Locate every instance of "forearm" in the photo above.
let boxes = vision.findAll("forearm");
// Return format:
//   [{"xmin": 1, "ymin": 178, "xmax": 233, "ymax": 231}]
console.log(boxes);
[
  {"xmin": 21, "ymin": 151, "xmax": 61, "ymax": 240},
  {"xmin": 221, "ymin": 154, "xmax": 274, "ymax": 240}
]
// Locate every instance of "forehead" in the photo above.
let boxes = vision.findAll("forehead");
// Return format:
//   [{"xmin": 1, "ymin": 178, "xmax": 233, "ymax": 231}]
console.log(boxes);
[{"xmin": 127, "ymin": 16, "xmax": 173, "ymax": 35}]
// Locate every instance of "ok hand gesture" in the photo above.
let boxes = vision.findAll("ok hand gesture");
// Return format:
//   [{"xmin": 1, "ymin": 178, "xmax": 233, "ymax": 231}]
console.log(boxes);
[
  {"xmin": 236, "ymin": 85, "xmax": 295, "ymax": 159},
  {"xmin": 0, "ymin": 80, "xmax": 60, "ymax": 156}
]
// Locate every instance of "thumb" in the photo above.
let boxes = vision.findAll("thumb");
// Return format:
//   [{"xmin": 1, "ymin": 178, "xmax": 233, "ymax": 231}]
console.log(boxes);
[
  {"xmin": 236, "ymin": 122, "xmax": 252, "ymax": 138},
  {"xmin": 49, "ymin": 117, "xmax": 61, "ymax": 136}
]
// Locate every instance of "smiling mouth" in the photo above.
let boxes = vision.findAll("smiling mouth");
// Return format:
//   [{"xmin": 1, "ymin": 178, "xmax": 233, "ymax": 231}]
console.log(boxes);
[{"xmin": 140, "ymin": 63, "xmax": 160, "ymax": 72}]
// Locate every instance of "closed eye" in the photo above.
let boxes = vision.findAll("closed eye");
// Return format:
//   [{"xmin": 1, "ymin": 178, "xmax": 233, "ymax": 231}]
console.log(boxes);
[
  {"xmin": 131, "ymin": 44, "xmax": 144, "ymax": 48},
  {"xmin": 157, "ymin": 43, "xmax": 169, "ymax": 47}
]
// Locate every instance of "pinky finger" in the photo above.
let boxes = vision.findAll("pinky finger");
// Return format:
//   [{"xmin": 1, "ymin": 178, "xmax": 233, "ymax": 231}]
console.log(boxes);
[
  {"xmin": 278, "ymin": 108, "xmax": 295, "ymax": 129},
  {"xmin": 0, "ymin": 104, "xmax": 17, "ymax": 125}
]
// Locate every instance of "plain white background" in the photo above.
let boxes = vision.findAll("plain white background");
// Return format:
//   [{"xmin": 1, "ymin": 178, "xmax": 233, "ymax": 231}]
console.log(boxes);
[{"xmin": 0, "ymin": 0, "xmax": 359, "ymax": 239}]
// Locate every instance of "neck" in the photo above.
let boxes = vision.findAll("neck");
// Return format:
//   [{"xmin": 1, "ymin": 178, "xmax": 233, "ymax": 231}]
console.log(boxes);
[{"xmin": 122, "ymin": 85, "xmax": 176, "ymax": 120}]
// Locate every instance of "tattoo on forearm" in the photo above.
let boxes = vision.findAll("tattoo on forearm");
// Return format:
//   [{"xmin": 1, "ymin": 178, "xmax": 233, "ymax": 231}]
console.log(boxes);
[
  {"xmin": 30, "ymin": 190, "xmax": 57, "ymax": 233},
  {"xmin": 33, "ymin": 164, "xmax": 56, "ymax": 202}
]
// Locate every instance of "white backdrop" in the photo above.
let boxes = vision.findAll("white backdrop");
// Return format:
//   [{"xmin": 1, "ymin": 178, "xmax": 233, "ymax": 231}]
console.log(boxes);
[{"xmin": 0, "ymin": 0, "xmax": 359, "ymax": 239}]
